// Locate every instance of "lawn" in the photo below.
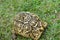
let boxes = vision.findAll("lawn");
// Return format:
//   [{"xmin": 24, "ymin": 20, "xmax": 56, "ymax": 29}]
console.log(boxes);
[{"xmin": 0, "ymin": 0, "xmax": 60, "ymax": 40}]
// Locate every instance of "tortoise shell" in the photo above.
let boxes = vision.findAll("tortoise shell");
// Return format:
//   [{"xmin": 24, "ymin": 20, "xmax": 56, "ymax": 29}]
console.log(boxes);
[{"xmin": 12, "ymin": 12, "xmax": 47, "ymax": 40}]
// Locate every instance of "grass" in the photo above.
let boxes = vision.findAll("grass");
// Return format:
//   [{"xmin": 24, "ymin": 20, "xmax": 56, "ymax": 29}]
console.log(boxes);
[{"xmin": 0, "ymin": 0, "xmax": 60, "ymax": 40}]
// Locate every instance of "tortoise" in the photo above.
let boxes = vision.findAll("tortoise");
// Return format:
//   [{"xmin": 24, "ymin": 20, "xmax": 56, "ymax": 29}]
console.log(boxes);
[{"xmin": 12, "ymin": 12, "xmax": 47, "ymax": 40}]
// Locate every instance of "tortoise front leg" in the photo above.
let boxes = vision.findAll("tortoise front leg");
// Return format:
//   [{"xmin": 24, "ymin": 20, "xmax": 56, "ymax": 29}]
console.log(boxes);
[{"xmin": 12, "ymin": 30, "xmax": 17, "ymax": 40}]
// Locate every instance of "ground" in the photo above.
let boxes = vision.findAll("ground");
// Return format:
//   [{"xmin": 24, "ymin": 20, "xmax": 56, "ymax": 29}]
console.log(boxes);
[{"xmin": 0, "ymin": 0, "xmax": 60, "ymax": 40}]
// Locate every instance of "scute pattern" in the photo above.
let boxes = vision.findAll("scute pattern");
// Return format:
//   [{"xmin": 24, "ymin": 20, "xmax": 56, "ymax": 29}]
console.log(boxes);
[{"xmin": 12, "ymin": 12, "xmax": 47, "ymax": 40}]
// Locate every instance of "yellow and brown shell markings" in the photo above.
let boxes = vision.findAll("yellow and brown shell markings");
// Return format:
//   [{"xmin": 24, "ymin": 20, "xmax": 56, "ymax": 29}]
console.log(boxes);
[{"xmin": 12, "ymin": 12, "xmax": 47, "ymax": 40}]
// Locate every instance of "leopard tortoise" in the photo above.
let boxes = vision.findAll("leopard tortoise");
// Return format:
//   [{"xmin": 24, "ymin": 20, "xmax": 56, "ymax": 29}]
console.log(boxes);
[{"xmin": 12, "ymin": 12, "xmax": 47, "ymax": 40}]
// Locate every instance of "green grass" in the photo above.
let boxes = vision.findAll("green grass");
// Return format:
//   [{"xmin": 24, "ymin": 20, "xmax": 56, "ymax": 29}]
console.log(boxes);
[{"xmin": 0, "ymin": 0, "xmax": 60, "ymax": 40}]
